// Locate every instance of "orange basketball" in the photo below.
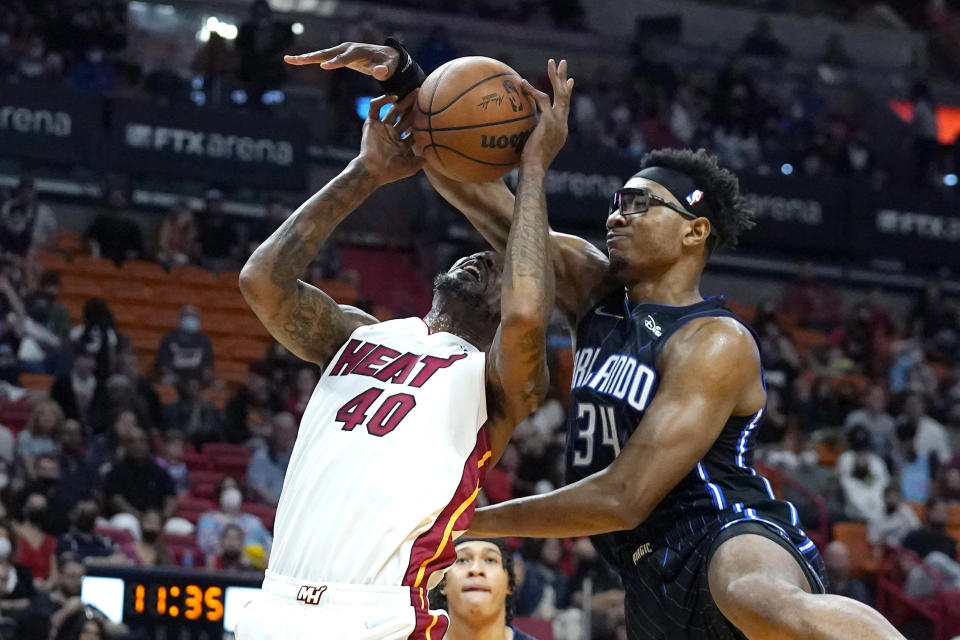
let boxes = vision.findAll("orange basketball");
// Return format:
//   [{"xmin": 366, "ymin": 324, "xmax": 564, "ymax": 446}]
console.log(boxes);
[{"xmin": 411, "ymin": 56, "xmax": 537, "ymax": 183}]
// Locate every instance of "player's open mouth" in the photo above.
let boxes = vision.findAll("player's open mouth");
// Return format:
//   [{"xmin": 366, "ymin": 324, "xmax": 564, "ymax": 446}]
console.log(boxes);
[
  {"xmin": 462, "ymin": 586, "xmax": 491, "ymax": 593},
  {"xmin": 463, "ymin": 265, "xmax": 482, "ymax": 281}
]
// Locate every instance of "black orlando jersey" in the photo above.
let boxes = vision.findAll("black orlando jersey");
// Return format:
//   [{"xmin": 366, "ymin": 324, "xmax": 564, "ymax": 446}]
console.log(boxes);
[{"xmin": 565, "ymin": 294, "xmax": 815, "ymax": 570}]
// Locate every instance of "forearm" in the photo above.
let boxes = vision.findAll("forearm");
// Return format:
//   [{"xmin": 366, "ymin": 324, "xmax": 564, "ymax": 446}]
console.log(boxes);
[
  {"xmin": 424, "ymin": 167, "xmax": 512, "ymax": 252},
  {"xmin": 241, "ymin": 160, "xmax": 377, "ymax": 297},
  {"xmin": 502, "ymin": 162, "xmax": 554, "ymax": 326},
  {"xmin": 469, "ymin": 470, "xmax": 629, "ymax": 538}
]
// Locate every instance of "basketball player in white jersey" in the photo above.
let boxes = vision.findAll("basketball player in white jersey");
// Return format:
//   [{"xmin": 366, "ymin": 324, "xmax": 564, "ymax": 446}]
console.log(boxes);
[{"xmin": 234, "ymin": 69, "xmax": 573, "ymax": 639}]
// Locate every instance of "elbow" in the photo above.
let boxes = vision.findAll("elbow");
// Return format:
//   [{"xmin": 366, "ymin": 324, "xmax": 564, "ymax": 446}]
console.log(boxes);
[
  {"xmin": 601, "ymin": 469, "xmax": 648, "ymax": 530},
  {"xmin": 238, "ymin": 261, "xmax": 269, "ymax": 304}
]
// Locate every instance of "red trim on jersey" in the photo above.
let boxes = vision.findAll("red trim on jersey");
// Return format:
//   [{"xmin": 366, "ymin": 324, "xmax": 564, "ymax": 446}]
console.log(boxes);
[
  {"xmin": 407, "ymin": 588, "xmax": 449, "ymax": 640},
  {"xmin": 403, "ymin": 425, "xmax": 492, "ymax": 588}
]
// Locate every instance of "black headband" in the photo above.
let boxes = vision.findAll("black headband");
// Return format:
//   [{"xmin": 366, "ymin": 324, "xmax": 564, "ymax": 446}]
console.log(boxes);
[{"xmin": 632, "ymin": 166, "xmax": 713, "ymax": 221}]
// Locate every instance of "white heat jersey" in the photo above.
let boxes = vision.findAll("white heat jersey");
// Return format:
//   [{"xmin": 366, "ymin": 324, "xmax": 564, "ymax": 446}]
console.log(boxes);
[{"xmin": 268, "ymin": 318, "xmax": 491, "ymax": 590}]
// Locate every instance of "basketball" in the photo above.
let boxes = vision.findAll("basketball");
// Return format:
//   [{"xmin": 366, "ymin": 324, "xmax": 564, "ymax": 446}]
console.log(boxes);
[{"xmin": 411, "ymin": 56, "xmax": 537, "ymax": 183}]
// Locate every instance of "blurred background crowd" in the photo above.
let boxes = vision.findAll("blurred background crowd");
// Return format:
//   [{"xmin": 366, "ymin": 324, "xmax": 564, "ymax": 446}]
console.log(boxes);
[{"xmin": 2, "ymin": 0, "xmax": 960, "ymax": 638}]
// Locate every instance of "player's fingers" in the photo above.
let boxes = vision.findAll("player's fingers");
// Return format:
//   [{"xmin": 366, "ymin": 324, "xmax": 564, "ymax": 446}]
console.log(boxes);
[
  {"xmin": 319, "ymin": 51, "xmax": 354, "ymax": 69},
  {"xmin": 396, "ymin": 109, "xmax": 416, "ymax": 134},
  {"xmin": 382, "ymin": 104, "xmax": 400, "ymax": 125},
  {"xmin": 368, "ymin": 95, "xmax": 396, "ymax": 121},
  {"xmin": 372, "ymin": 64, "xmax": 391, "ymax": 81},
  {"xmin": 557, "ymin": 59, "xmax": 568, "ymax": 81},
  {"xmin": 555, "ymin": 74, "xmax": 574, "ymax": 110},
  {"xmin": 284, "ymin": 43, "xmax": 347, "ymax": 65},
  {"xmin": 520, "ymin": 79, "xmax": 550, "ymax": 113},
  {"xmin": 393, "ymin": 89, "xmax": 419, "ymax": 117}
]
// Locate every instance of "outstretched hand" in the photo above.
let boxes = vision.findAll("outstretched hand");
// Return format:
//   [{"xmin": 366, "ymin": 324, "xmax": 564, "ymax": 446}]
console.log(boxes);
[
  {"xmin": 284, "ymin": 42, "xmax": 399, "ymax": 81},
  {"xmin": 357, "ymin": 94, "xmax": 425, "ymax": 186},
  {"xmin": 520, "ymin": 59, "xmax": 575, "ymax": 171}
]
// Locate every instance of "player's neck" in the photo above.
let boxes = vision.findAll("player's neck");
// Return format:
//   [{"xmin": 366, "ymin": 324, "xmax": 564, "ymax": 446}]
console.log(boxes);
[
  {"xmin": 444, "ymin": 615, "xmax": 513, "ymax": 640},
  {"xmin": 422, "ymin": 309, "xmax": 490, "ymax": 351},
  {"xmin": 624, "ymin": 267, "xmax": 703, "ymax": 307}
]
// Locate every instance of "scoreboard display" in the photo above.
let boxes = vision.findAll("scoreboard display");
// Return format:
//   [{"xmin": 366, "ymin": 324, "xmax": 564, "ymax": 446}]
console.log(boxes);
[{"xmin": 82, "ymin": 566, "xmax": 262, "ymax": 639}]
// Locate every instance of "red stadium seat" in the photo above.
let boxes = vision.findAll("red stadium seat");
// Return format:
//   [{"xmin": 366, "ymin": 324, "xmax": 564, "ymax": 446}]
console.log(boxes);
[
  {"xmin": 187, "ymin": 471, "xmax": 226, "ymax": 500},
  {"xmin": 72, "ymin": 255, "xmax": 119, "ymax": 277},
  {"xmin": 175, "ymin": 495, "xmax": 216, "ymax": 525},
  {"xmin": 182, "ymin": 451, "xmax": 210, "ymax": 471},
  {"xmin": 209, "ymin": 455, "xmax": 250, "ymax": 478},
  {"xmin": 169, "ymin": 266, "xmax": 218, "ymax": 288},
  {"xmin": 122, "ymin": 260, "xmax": 170, "ymax": 283},
  {"xmin": 202, "ymin": 443, "xmax": 252, "ymax": 461}
]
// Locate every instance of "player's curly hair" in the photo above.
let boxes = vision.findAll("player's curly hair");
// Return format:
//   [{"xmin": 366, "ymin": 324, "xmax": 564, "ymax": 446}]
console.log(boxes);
[
  {"xmin": 428, "ymin": 538, "xmax": 517, "ymax": 624},
  {"xmin": 638, "ymin": 148, "xmax": 755, "ymax": 252}
]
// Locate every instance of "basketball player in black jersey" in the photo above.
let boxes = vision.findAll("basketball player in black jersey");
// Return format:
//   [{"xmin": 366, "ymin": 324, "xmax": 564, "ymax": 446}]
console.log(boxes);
[{"xmin": 291, "ymin": 43, "xmax": 903, "ymax": 640}]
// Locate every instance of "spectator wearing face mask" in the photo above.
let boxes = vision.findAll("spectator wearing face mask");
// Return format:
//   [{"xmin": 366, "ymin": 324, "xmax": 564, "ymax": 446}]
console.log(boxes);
[
  {"xmin": 867, "ymin": 485, "xmax": 921, "ymax": 547},
  {"xmin": 195, "ymin": 478, "xmax": 271, "ymax": 560},
  {"xmin": 836, "ymin": 425, "xmax": 889, "ymax": 521},
  {"xmin": 50, "ymin": 352, "xmax": 97, "ymax": 427},
  {"xmin": 0, "ymin": 520, "xmax": 38, "ymax": 633},
  {"xmin": 56, "ymin": 500, "xmax": 127, "ymax": 566},
  {"xmin": 206, "ymin": 523, "xmax": 257, "ymax": 572},
  {"xmin": 31, "ymin": 553, "xmax": 129, "ymax": 640},
  {"xmin": 155, "ymin": 306, "xmax": 214, "ymax": 386},
  {"xmin": 14, "ymin": 492, "xmax": 57, "ymax": 586},
  {"xmin": 132, "ymin": 510, "xmax": 170, "ymax": 567}
]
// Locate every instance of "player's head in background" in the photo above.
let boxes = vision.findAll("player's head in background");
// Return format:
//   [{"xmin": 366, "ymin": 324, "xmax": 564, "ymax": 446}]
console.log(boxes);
[
  {"xmin": 428, "ymin": 251, "xmax": 504, "ymax": 350},
  {"xmin": 430, "ymin": 538, "xmax": 517, "ymax": 634},
  {"xmin": 606, "ymin": 148, "xmax": 755, "ymax": 286}
]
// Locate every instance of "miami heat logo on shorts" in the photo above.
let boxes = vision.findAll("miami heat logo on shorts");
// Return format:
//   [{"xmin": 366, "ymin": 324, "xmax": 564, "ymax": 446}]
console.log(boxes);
[{"xmin": 296, "ymin": 585, "xmax": 328, "ymax": 605}]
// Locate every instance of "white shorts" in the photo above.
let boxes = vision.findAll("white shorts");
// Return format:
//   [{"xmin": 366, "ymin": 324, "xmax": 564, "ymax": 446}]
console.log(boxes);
[{"xmin": 234, "ymin": 571, "xmax": 449, "ymax": 640}]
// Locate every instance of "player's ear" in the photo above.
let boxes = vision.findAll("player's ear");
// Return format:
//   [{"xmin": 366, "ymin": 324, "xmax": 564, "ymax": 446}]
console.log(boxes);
[{"xmin": 683, "ymin": 217, "xmax": 711, "ymax": 249}]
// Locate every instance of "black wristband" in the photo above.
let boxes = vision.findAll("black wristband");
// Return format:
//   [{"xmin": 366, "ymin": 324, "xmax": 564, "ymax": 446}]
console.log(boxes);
[{"xmin": 378, "ymin": 37, "xmax": 426, "ymax": 99}]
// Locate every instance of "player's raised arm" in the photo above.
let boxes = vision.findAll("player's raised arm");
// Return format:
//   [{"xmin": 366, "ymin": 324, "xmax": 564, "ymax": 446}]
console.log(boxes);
[
  {"xmin": 470, "ymin": 317, "xmax": 763, "ymax": 538},
  {"xmin": 482, "ymin": 67, "xmax": 570, "ymax": 464},
  {"xmin": 286, "ymin": 44, "xmax": 610, "ymax": 327},
  {"xmin": 239, "ymin": 95, "xmax": 424, "ymax": 367},
  {"xmin": 422, "ymin": 66, "xmax": 609, "ymax": 326}
]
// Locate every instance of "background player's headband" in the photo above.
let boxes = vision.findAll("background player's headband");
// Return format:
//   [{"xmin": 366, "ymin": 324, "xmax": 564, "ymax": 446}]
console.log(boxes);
[{"xmin": 632, "ymin": 166, "xmax": 713, "ymax": 221}]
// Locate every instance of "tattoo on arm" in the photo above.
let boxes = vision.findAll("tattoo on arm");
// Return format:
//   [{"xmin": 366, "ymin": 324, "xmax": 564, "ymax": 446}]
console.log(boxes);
[
  {"xmin": 243, "ymin": 161, "xmax": 378, "ymax": 364},
  {"xmin": 514, "ymin": 324, "xmax": 548, "ymax": 404},
  {"xmin": 507, "ymin": 170, "xmax": 550, "ymax": 287},
  {"xmin": 265, "ymin": 162, "xmax": 376, "ymax": 292}
]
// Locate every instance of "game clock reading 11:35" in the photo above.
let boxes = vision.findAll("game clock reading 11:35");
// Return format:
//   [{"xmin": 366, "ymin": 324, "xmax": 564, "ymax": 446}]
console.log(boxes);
[{"xmin": 131, "ymin": 582, "xmax": 225, "ymax": 622}]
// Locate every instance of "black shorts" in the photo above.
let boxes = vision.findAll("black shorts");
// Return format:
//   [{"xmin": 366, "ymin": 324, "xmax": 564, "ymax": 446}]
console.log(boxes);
[{"xmin": 621, "ymin": 515, "xmax": 826, "ymax": 640}]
